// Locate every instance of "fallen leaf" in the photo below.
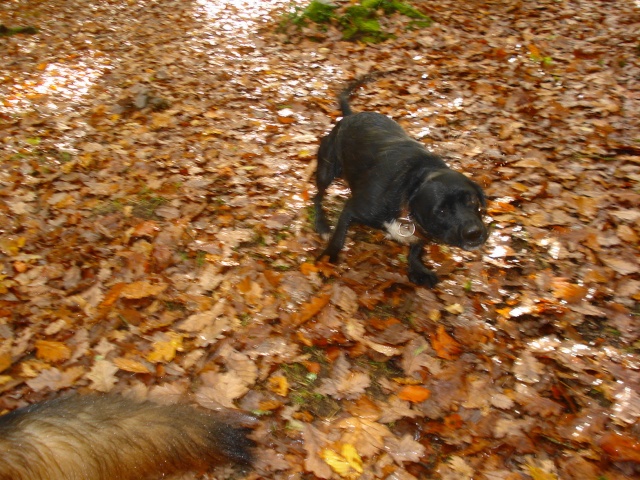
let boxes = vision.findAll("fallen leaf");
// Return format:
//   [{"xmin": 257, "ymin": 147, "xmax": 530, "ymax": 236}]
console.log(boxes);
[
  {"xmin": 431, "ymin": 325, "xmax": 462, "ymax": 360},
  {"xmin": 146, "ymin": 332, "xmax": 183, "ymax": 363},
  {"xmin": 34, "ymin": 340, "xmax": 72, "ymax": 363},
  {"xmin": 291, "ymin": 293, "xmax": 331, "ymax": 326},
  {"xmin": 120, "ymin": 281, "xmax": 168, "ymax": 299},
  {"xmin": 113, "ymin": 357, "xmax": 152, "ymax": 374},
  {"xmin": 599, "ymin": 431, "xmax": 640, "ymax": 462},
  {"xmin": 397, "ymin": 385, "xmax": 431, "ymax": 403},
  {"xmin": 86, "ymin": 360, "xmax": 119, "ymax": 392},
  {"xmin": 268, "ymin": 375, "xmax": 289, "ymax": 396},
  {"xmin": 320, "ymin": 444, "xmax": 363, "ymax": 479}
]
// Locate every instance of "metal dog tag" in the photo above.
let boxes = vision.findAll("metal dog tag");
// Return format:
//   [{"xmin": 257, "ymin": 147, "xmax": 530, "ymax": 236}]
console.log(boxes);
[{"xmin": 397, "ymin": 217, "xmax": 415, "ymax": 237}]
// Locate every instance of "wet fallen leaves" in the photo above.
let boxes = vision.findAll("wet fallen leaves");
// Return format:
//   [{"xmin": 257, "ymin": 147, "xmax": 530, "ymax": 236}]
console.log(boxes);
[{"xmin": 1, "ymin": 0, "xmax": 639, "ymax": 478}]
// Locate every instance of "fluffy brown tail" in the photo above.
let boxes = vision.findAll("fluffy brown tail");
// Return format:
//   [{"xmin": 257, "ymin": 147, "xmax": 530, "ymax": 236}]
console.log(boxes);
[{"xmin": 0, "ymin": 394, "xmax": 255, "ymax": 480}]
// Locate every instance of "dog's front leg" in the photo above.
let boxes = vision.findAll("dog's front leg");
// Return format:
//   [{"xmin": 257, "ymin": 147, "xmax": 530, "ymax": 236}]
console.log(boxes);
[
  {"xmin": 407, "ymin": 240, "xmax": 439, "ymax": 287},
  {"xmin": 313, "ymin": 192, "xmax": 331, "ymax": 237},
  {"xmin": 319, "ymin": 200, "xmax": 356, "ymax": 263}
]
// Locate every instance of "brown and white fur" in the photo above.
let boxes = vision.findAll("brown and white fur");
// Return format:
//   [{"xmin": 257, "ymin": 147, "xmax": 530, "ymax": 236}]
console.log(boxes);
[{"xmin": 0, "ymin": 394, "xmax": 254, "ymax": 480}]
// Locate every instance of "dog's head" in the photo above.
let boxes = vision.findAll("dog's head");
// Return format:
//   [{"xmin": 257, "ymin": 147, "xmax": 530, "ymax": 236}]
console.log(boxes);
[{"xmin": 409, "ymin": 170, "xmax": 488, "ymax": 251}]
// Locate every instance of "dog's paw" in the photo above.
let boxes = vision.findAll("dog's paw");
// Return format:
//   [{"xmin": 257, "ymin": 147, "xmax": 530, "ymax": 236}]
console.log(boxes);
[
  {"xmin": 317, "ymin": 249, "xmax": 339, "ymax": 264},
  {"xmin": 408, "ymin": 267, "xmax": 439, "ymax": 288}
]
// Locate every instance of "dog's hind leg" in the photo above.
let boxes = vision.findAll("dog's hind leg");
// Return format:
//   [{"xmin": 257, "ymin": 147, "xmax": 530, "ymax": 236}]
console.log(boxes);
[
  {"xmin": 318, "ymin": 200, "xmax": 355, "ymax": 263},
  {"xmin": 407, "ymin": 241, "xmax": 439, "ymax": 287}
]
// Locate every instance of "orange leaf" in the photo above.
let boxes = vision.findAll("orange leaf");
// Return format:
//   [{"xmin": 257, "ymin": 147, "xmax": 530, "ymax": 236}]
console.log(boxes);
[
  {"xmin": 487, "ymin": 201, "xmax": 516, "ymax": 215},
  {"xmin": 263, "ymin": 269, "xmax": 282, "ymax": 286},
  {"xmin": 99, "ymin": 282, "xmax": 127, "ymax": 308},
  {"xmin": 398, "ymin": 385, "xmax": 431, "ymax": 403},
  {"xmin": 431, "ymin": 325, "xmax": 462, "ymax": 360},
  {"xmin": 34, "ymin": 340, "xmax": 71, "ymax": 363},
  {"xmin": 120, "ymin": 281, "xmax": 167, "ymax": 299},
  {"xmin": 131, "ymin": 220, "xmax": 158, "ymax": 237},
  {"xmin": 300, "ymin": 262, "xmax": 318, "ymax": 275},
  {"xmin": 599, "ymin": 432, "xmax": 640, "ymax": 462},
  {"xmin": 314, "ymin": 258, "xmax": 338, "ymax": 277},
  {"xmin": 237, "ymin": 276, "xmax": 252, "ymax": 294},
  {"xmin": 0, "ymin": 351, "xmax": 12, "ymax": 373},
  {"xmin": 267, "ymin": 375, "xmax": 289, "ymax": 396},
  {"xmin": 291, "ymin": 294, "xmax": 331, "ymax": 326},
  {"xmin": 303, "ymin": 361, "xmax": 322, "ymax": 374},
  {"xmin": 550, "ymin": 278, "xmax": 588, "ymax": 303},
  {"xmin": 277, "ymin": 115, "xmax": 296, "ymax": 124},
  {"xmin": 258, "ymin": 400, "xmax": 283, "ymax": 411},
  {"xmin": 113, "ymin": 357, "xmax": 152, "ymax": 374},
  {"xmin": 444, "ymin": 413, "xmax": 463, "ymax": 429},
  {"xmin": 528, "ymin": 44, "xmax": 541, "ymax": 57}
]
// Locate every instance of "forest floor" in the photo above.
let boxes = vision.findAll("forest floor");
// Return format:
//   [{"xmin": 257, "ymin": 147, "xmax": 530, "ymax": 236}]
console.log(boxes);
[{"xmin": 1, "ymin": 0, "xmax": 639, "ymax": 478}]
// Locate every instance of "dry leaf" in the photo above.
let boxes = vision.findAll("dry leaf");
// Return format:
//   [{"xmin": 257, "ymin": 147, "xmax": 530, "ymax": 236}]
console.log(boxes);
[
  {"xmin": 302, "ymin": 423, "xmax": 332, "ymax": 479},
  {"xmin": 120, "ymin": 281, "xmax": 168, "ymax": 299},
  {"xmin": 291, "ymin": 293, "xmax": 331, "ymax": 326},
  {"xmin": 599, "ymin": 432, "xmax": 640, "ymax": 462},
  {"xmin": 431, "ymin": 326, "xmax": 462, "ymax": 360},
  {"xmin": 86, "ymin": 359, "xmax": 119, "ymax": 392},
  {"xmin": 317, "ymin": 354, "xmax": 371, "ymax": 400},
  {"xmin": 34, "ymin": 340, "xmax": 71, "ymax": 363},
  {"xmin": 113, "ymin": 357, "xmax": 152, "ymax": 374},
  {"xmin": 268, "ymin": 375, "xmax": 289, "ymax": 396},
  {"xmin": 320, "ymin": 444, "xmax": 363, "ymax": 479},
  {"xmin": 550, "ymin": 277, "xmax": 588, "ymax": 303},
  {"xmin": 337, "ymin": 416, "xmax": 392, "ymax": 457},
  {"xmin": 146, "ymin": 332, "xmax": 183, "ymax": 363},
  {"xmin": 397, "ymin": 385, "xmax": 431, "ymax": 403},
  {"xmin": 599, "ymin": 255, "xmax": 639, "ymax": 275}
]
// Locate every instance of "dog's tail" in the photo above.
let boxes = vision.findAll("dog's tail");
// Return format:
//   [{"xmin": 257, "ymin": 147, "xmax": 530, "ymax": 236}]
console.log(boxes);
[
  {"xmin": 337, "ymin": 71, "xmax": 387, "ymax": 116},
  {"xmin": 0, "ymin": 394, "xmax": 255, "ymax": 480}
]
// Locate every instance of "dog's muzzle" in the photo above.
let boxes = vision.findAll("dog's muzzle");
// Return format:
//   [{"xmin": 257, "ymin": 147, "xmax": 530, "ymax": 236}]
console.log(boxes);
[{"xmin": 459, "ymin": 222, "xmax": 488, "ymax": 250}]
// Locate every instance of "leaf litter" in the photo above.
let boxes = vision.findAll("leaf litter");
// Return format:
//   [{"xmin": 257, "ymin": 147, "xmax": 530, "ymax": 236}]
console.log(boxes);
[{"xmin": 0, "ymin": 0, "xmax": 639, "ymax": 478}]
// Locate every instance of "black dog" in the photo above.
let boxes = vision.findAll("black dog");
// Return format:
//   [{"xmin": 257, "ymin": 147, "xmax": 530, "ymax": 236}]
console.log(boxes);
[{"xmin": 314, "ymin": 76, "xmax": 488, "ymax": 287}]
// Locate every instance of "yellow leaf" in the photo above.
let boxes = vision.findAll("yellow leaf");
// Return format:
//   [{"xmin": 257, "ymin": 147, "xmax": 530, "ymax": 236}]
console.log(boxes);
[
  {"xmin": 320, "ymin": 449, "xmax": 351, "ymax": 477},
  {"xmin": 146, "ymin": 332, "xmax": 183, "ymax": 363},
  {"xmin": 527, "ymin": 466, "xmax": 557, "ymax": 480},
  {"xmin": 340, "ymin": 444, "xmax": 363, "ymax": 473},
  {"xmin": 267, "ymin": 375, "xmax": 289, "ymax": 397},
  {"xmin": 0, "ymin": 236, "xmax": 26, "ymax": 256},
  {"xmin": 34, "ymin": 340, "xmax": 72, "ymax": 363},
  {"xmin": 320, "ymin": 444, "xmax": 362, "ymax": 479},
  {"xmin": 444, "ymin": 303, "xmax": 464, "ymax": 314}
]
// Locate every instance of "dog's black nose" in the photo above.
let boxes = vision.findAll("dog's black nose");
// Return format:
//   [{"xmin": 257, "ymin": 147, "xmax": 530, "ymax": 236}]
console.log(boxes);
[{"xmin": 462, "ymin": 224, "xmax": 484, "ymax": 243}]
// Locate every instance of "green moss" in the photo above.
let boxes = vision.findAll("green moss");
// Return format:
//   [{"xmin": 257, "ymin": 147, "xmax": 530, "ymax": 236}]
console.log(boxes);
[{"xmin": 279, "ymin": 0, "xmax": 432, "ymax": 44}]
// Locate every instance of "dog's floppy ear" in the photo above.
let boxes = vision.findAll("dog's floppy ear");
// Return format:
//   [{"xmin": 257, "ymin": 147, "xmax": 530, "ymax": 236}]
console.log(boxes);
[{"xmin": 472, "ymin": 181, "xmax": 487, "ymax": 212}]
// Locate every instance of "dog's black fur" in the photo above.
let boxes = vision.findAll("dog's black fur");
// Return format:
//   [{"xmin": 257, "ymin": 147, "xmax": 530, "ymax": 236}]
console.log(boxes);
[{"xmin": 314, "ymin": 75, "xmax": 488, "ymax": 287}]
